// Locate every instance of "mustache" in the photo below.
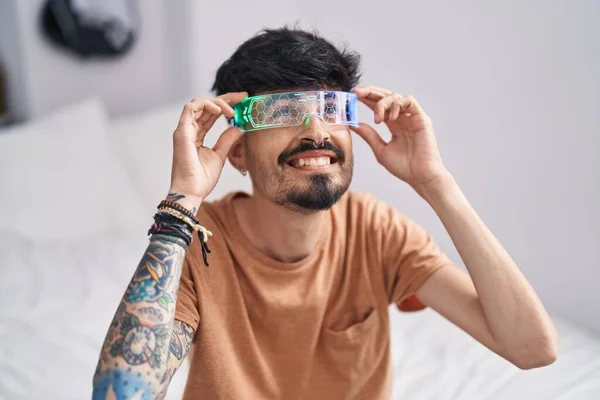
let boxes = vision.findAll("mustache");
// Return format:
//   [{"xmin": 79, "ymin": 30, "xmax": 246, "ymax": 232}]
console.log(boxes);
[{"xmin": 278, "ymin": 141, "xmax": 345, "ymax": 166}]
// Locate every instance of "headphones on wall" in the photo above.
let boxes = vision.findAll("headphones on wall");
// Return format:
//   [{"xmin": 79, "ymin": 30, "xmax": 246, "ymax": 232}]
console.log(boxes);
[{"xmin": 40, "ymin": 0, "xmax": 138, "ymax": 57}]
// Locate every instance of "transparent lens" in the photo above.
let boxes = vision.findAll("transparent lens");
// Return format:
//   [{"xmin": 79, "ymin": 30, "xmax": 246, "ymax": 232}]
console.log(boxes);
[{"xmin": 233, "ymin": 91, "xmax": 358, "ymax": 132}]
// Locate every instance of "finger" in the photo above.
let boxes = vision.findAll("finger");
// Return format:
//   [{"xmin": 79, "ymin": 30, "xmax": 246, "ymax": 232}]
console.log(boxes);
[
  {"xmin": 176, "ymin": 100, "xmax": 221, "ymax": 144},
  {"xmin": 360, "ymin": 97, "xmax": 389, "ymax": 123},
  {"xmin": 178, "ymin": 99, "xmax": 220, "ymax": 128},
  {"xmin": 370, "ymin": 86, "xmax": 393, "ymax": 96},
  {"xmin": 195, "ymin": 101, "xmax": 226, "ymax": 144},
  {"xmin": 376, "ymin": 94, "xmax": 406, "ymax": 123},
  {"xmin": 212, "ymin": 97, "xmax": 235, "ymax": 118},
  {"xmin": 197, "ymin": 96, "xmax": 238, "ymax": 124},
  {"xmin": 196, "ymin": 99, "xmax": 223, "ymax": 124},
  {"xmin": 352, "ymin": 86, "xmax": 387, "ymax": 102},
  {"xmin": 396, "ymin": 95, "xmax": 425, "ymax": 116},
  {"xmin": 373, "ymin": 94, "xmax": 395, "ymax": 124},
  {"xmin": 198, "ymin": 112, "xmax": 222, "ymax": 139},
  {"xmin": 374, "ymin": 101, "xmax": 386, "ymax": 124},
  {"xmin": 212, "ymin": 127, "xmax": 245, "ymax": 160},
  {"xmin": 350, "ymin": 123, "xmax": 386, "ymax": 156},
  {"xmin": 360, "ymin": 97, "xmax": 378, "ymax": 111},
  {"xmin": 353, "ymin": 84, "xmax": 393, "ymax": 94},
  {"xmin": 194, "ymin": 116, "xmax": 220, "ymax": 147},
  {"xmin": 361, "ymin": 89, "xmax": 387, "ymax": 102},
  {"xmin": 219, "ymin": 91, "xmax": 249, "ymax": 106},
  {"xmin": 389, "ymin": 99, "xmax": 402, "ymax": 121}
]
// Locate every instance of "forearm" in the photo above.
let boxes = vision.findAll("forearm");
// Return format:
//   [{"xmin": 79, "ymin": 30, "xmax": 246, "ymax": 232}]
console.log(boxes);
[
  {"xmin": 416, "ymin": 175, "xmax": 559, "ymax": 362},
  {"xmin": 92, "ymin": 234, "xmax": 188, "ymax": 399}
]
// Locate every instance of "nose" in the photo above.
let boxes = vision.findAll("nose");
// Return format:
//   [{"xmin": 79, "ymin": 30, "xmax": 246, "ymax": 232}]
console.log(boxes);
[{"xmin": 299, "ymin": 115, "xmax": 330, "ymax": 145}]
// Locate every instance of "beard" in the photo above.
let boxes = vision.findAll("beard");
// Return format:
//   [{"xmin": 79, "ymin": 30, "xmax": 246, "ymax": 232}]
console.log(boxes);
[
  {"xmin": 249, "ymin": 141, "xmax": 353, "ymax": 213},
  {"xmin": 279, "ymin": 172, "xmax": 350, "ymax": 212}
]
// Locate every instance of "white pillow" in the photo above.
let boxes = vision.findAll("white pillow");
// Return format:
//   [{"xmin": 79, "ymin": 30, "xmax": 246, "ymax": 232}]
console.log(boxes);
[
  {"xmin": 108, "ymin": 101, "xmax": 183, "ymax": 215},
  {"xmin": 0, "ymin": 230, "xmax": 189, "ymax": 400},
  {"xmin": 109, "ymin": 100, "xmax": 251, "ymax": 215},
  {"xmin": 0, "ymin": 98, "xmax": 148, "ymax": 241}
]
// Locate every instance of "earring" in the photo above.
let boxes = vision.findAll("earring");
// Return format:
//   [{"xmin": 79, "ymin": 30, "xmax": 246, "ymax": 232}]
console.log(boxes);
[
  {"xmin": 240, "ymin": 168, "xmax": 247, "ymax": 176},
  {"xmin": 313, "ymin": 138, "xmax": 329, "ymax": 148}
]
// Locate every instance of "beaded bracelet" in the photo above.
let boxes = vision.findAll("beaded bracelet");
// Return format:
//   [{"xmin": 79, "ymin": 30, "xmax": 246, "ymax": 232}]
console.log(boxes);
[{"xmin": 158, "ymin": 200, "xmax": 200, "ymax": 224}]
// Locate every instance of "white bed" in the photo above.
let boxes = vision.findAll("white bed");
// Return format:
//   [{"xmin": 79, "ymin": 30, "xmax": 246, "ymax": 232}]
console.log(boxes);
[
  {"xmin": 389, "ymin": 307, "xmax": 600, "ymax": 399},
  {"xmin": 1, "ymin": 99, "xmax": 598, "ymax": 399}
]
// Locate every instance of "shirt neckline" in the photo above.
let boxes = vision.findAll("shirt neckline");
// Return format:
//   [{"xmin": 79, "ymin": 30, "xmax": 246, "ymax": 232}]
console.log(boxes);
[{"xmin": 223, "ymin": 191, "xmax": 332, "ymax": 272}]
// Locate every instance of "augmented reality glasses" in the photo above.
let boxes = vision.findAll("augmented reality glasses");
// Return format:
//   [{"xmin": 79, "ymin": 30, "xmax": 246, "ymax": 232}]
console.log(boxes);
[{"xmin": 232, "ymin": 91, "xmax": 359, "ymax": 132}]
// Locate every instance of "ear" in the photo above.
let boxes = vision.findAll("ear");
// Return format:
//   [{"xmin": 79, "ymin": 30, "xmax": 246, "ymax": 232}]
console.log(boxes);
[{"xmin": 227, "ymin": 134, "xmax": 247, "ymax": 171}]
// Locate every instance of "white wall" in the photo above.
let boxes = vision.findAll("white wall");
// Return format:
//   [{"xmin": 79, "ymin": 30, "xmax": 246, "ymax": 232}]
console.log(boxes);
[
  {"xmin": 188, "ymin": 0, "xmax": 600, "ymax": 334},
  {"xmin": 0, "ymin": 0, "xmax": 194, "ymax": 120},
  {"xmin": 188, "ymin": 2, "xmax": 298, "ymax": 98},
  {"xmin": 1, "ymin": 0, "xmax": 598, "ymax": 334}
]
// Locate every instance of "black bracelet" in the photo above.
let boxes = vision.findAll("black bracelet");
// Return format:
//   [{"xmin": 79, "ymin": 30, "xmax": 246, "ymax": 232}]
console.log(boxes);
[
  {"xmin": 148, "ymin": 224, "xmax": 192, "ymax": 247},
  {"xmin": 154, "ymin": 215, "xmax": 195, "ymax": 242},
  {"xmin": 154, "ymin": 212, "xmax": 194, "ymax": 230},
  {"xmin": 163, "ymin": 223, "xmax": 193, "ymax": 244},
  {"xmin": 148, "ymin": 215, "xmax": 193, "ymax": 247},
  {"xmin": 151, "ymin": 209, "xmax": 212, "ymax": 267},
  {"xmin": 197, "ymin": 230, "xmax": 211, "ymax": 267}
]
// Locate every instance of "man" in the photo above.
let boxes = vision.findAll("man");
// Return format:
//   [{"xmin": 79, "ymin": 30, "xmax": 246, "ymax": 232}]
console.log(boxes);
[{"xmin": 93, "ymin": 27, "xmax": 559, "ymax": 399}]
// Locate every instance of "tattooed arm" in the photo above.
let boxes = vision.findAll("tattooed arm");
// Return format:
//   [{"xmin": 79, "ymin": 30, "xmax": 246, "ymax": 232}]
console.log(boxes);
[
  {"xmin": 154, "ymin": 320, "xmax": 195, "ymax": 398},
  {"xmin": 93, "ymin": 89, "xmax": 242, "ymax": 397},
  {"xmin": 93, "ymin": 193, "xmax": 198, "ymax": 399}
]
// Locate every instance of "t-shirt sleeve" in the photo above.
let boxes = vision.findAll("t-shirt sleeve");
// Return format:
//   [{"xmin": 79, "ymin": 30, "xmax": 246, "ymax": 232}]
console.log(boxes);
[
  {"xmin": 174, "ymin": 256, "xmax": 200, "ymax": 331},
  {"xmin": 379, "ymin": 202, "xmax": 454, "ymax": 312}
]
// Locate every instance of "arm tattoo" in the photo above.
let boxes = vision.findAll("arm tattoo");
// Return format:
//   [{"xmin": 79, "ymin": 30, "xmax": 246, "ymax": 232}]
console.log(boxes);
[
  {"xmin": 167, "ymin": 192, "xmax": 197, "ymax": 214},
  {"xmin": 166, "ymin": 192, "xmax": 186, "ymax": 202},
  {"xmin": 169, "ymin": 321, "xmax": 194, "ymax": 360},
  {"xmin": 93, "ymin": 235, "xmax": 188, "ymax": 399},
  {"xmin": 169, "ymin": 330, "xmax": 183, "ymax": 360},
  {"xmin": 125, "ymin": 237, "xmax": 183, "ymax": 310},
  {"xmin": 109, "ymin": 311, "xmax": 170, "ymax": 368},
  {"xmin": 155, "ymin": 321, "xmax": 195, "ymax": 399},
  {"xmin": 93, "ymin": 370, "xmax": 150, "ymax": 400}
]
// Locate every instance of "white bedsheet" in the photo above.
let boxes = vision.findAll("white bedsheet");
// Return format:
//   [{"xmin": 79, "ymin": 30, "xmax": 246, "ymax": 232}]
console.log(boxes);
[
  {"xmin": 389, "ymin": 307, "xmax": 600, "ymax": 399},
  {"xmin": 0, "ymin": 230, "xmax": 188, "ymax": 400}
]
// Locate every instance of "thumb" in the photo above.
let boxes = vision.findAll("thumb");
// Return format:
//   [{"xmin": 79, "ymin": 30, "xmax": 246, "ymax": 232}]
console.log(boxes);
[
  {"xmin": 212, "ymin": 127, "xmax": 245, "ymax": 160},
  {"xmin": 350, "ymin": 123, "xmax": 386, "ymax": 156}
]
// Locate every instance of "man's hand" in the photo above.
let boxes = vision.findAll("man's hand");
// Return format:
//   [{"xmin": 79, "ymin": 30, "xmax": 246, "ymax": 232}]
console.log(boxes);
[
  {"xmin": 169, "ymin": 92, "xmax": 248, "ymax": 211},
  {"xmin": 351, "ymin": 85, "xmax": 449, "ymax": 192}
]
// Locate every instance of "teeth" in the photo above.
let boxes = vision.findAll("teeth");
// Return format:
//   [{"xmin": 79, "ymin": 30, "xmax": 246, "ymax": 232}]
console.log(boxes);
[{"xmin": 292, "ymin": 157, "xmax": 331, "ymax": 167}]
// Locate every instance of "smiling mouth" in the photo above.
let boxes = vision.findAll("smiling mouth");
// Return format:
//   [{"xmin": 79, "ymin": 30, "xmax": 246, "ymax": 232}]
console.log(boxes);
[{"xmin": 287, "ymin": 156, "xmax": 339, "ymax": 168}]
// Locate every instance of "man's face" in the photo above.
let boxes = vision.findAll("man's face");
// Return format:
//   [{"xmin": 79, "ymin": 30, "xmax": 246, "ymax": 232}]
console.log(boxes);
[{"xmin": 242, "ymin": 112, "xmax": 354, "ymax": 213}]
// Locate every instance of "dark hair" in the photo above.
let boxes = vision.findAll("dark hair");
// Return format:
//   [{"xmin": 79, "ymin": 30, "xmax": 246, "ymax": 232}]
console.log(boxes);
[{"xmin": 212, "ymin": 26, "xmax": 361, "ymax": 96}]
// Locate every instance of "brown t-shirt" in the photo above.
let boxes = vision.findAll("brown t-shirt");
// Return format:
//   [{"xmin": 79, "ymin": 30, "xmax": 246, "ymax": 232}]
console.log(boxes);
[{"xmin": 175, "ymin": 190, "xmax": 453, "ymax": 399}]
